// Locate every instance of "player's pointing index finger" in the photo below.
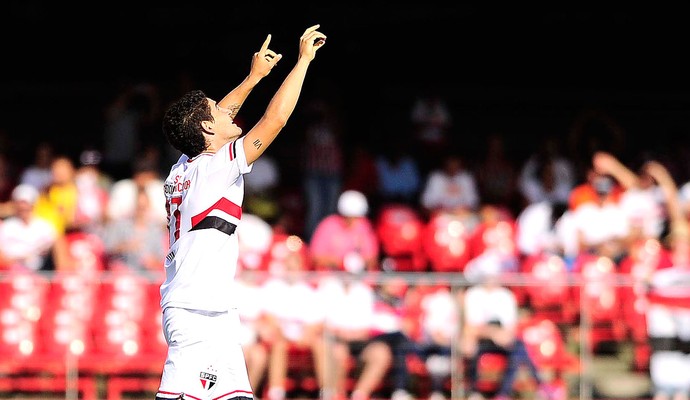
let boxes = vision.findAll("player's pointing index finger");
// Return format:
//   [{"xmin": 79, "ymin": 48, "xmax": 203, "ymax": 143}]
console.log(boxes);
[{"xmin": 260, "ymin": 34, "xmax": 272, "ymax": 54}]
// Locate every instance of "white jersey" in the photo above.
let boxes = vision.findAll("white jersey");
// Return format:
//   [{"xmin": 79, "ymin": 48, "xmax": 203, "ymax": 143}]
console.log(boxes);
[{"xmin": 160, "ymin": 138, "xmax": 252, "ymax": 312}]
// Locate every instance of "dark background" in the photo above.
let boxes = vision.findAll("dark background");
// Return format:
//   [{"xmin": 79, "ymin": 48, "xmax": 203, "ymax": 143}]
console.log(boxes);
[{"xmin": 1, "ymin": 3, "xmax": 689, "ymax": 176}]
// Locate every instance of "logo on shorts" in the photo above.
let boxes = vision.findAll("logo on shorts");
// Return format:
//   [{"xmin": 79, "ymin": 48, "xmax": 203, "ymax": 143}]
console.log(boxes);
[{"xmin": 200, "ymin": 366, "xmax": 217, "ymax": 390}]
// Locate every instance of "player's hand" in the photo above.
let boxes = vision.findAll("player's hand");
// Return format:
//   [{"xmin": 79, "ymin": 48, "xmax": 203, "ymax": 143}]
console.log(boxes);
[
  {"xmin": 251, "ymin": 34, "xmax": 282, "ymax": 78},
  {"xmin": 298, "ymin": 24, "xmax": 326, "ymax": 62}
]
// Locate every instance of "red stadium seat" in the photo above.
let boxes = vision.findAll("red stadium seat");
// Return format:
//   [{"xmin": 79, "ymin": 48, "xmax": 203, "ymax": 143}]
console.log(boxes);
[
  {"xmin": 520, "ymin": 253, "xmax": 576, "ymax": 324},
  {"xmin": 422, "ymin": 211, "xmax": 472, "ymax": 272},
  {"xmin": 0, "ymin": 271, "xmax": 99, "ymax": 399},
  {"xmin": 63, "ymin": 230, "xmax": 107, "ymax": 275},
  {"xmin": 105, "ymin": 274, "xmax": 166, "ymax": 400},
  {"xmin": 262, "ymin": 232, "xmax": 311, "ymax": 273},
  {"xmin": 0, "ymin": 270, "xmax": 49, "ymax": 373},
  {"xmin": 473, "ymin": 352, "xmax": 508, "ymax": 394},
  {"xmin": 467, "ymin": 213, "xmax": 519, "ymax": 261},
  {"xmin": 571, "ymin": 254, "xmax": 626, "ymax": 352},
  {"xmin": 375, "ymin": 203, "xmax": 427, "ymax": 271},
  {"xmin": 519, "ymin": 316, "xmax": 580, "ymax": 375},
  {"xmin": 34, "ymin": 270, "xmax": 100, "ymax": 374},
  {"xmin": 86, "ymin": 269, "xmax": 164, "ymax": 377}
]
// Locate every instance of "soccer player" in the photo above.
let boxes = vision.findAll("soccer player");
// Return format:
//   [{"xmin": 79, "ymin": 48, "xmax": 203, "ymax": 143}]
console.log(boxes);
[{"xmin": 155, "ymin": 25, "xmax": 326, "ymax": 400}]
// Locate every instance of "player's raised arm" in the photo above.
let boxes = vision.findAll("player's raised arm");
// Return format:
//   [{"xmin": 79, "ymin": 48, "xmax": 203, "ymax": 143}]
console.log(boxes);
[
  {"xmin": 217, "ymin": 34, "xmax": 283, "ymax": 118},
  {"xmin": 242, "ymin": 24, "xmax": 326, "ymax": 165}
]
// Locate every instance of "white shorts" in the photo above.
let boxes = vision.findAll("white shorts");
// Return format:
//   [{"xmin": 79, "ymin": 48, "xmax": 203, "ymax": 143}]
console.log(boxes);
[{"xmin": 156, "ymin": 307, "xmax": 254, "ymax": 400}]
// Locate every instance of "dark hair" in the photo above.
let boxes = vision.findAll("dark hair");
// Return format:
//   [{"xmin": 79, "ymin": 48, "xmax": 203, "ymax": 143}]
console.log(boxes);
[{"xmin": 162, "ymin": 90, "xmax": 212, "ymax": 157}]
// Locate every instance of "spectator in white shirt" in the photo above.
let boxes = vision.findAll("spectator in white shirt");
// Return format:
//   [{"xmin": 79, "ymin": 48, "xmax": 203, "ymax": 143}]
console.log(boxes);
[
  {"xmin": 0, "ymin": 184, "xmax": 59, "ymax": 271},
  {"xmin": 420, "ymin": 150, "xmax": 479, "ymax": 218}
]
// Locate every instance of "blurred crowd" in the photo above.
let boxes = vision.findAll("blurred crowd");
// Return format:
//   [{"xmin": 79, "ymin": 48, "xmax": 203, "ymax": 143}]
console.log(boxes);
[{"xmin": 1, "ymin": 81, "xmax": 690, "ymax": 400}]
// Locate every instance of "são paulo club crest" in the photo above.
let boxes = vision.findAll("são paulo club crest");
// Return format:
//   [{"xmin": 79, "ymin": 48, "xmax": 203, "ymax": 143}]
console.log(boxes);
[{"xmin": 200, "ymin": 365, "xmax": 218, "ymax": 390}]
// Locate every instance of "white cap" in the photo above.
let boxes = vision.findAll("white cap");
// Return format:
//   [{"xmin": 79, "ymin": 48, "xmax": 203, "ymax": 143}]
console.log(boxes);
[
  {"xmin": 337, "ymin": 190, "xmax": 368, "ymax": 217},
  {"xmin": 11, "ymin": 184, "xmax": 39, "ymax": 204}
]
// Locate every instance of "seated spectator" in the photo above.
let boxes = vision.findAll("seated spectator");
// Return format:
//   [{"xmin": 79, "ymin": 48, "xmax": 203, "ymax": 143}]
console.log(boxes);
[
  {"xmin": 259, "ymin": 245, "xmax": 324, "ymax": 400},
  {"xmin": 461, "ymin": 256, "xmax": 546, "ymax": 400},
  {"xmin": 419, "ymin": 150, "xmax": 479, "ymax": 218},
  {"xmin": 518, "ymin": 135, "xmax": 575, "ymax": 207},
  {"xmin": 33, "ymin": 155, "xmax": 79, "ymax": 235},
  {"xmin": 515, "ymin": 200, "xmax": 571, "ymax": 259},
  {"xmin": 567, "ymin": 152, "xmax": 635, "ymax": 261},
  {"xmin": 315, "ymin": 274, "xmax": 414, "ymax": 400},
  {"xmin": 374, "ymin": 137, "xmax": 421, "ymax": 209},
  {"xmin": 106, "ymin": 158, "xmax": 166, "ymax": 225},
  {"xmin": 313, "ymin": 271, "xmax": 372, "ymax": 400},
  {"xmin": 101, "ymin": 187, "xmax": 167, "ymax": 273},
  {"xmin": 363, "ymin": 277, "xmax": 416, "ymax": 400},
  {"xmin": 309, "ymin": 190, "xmax": 380, "ymax": 272},
  {"xmin": 414, "ymin": 284, "xmax": 460, "ymax": 400},
  {"xmin": 0, "ymin": 184, "xmax": 61, "ymax": 271}
]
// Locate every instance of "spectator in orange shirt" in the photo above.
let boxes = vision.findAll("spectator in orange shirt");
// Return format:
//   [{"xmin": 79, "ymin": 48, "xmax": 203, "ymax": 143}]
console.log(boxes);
[{"xmin": 566, "ymin": 151, "xmax": 642, "ymax": 260}]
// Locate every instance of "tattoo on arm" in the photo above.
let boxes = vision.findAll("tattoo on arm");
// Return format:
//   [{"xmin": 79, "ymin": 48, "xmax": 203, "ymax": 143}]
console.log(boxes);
[
  {"xmin": 229, "ymin": 104, "xmax": 241, "ymax": 118},
  {"xmin": 252, "ymin": 139, "xmax": 263, "ymax": 150}
]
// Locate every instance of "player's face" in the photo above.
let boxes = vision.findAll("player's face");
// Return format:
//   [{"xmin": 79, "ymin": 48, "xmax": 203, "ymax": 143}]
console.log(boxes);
[{"xmin": 208, "ymin": 99, "xmax": 242, "ymax": 141}]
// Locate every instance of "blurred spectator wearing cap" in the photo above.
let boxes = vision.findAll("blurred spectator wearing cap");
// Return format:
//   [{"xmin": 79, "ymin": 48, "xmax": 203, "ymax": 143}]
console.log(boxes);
[
  {"xmin": 0, "ymin": 184, "xmax": 62, "ymax": 271},
  {"xmin": 309, "ymin": 190, "xmax": 380, "ymax": 272},
  {"xmin": 462, "ymin": 253, "xmax": 546, "ymax": 400}
]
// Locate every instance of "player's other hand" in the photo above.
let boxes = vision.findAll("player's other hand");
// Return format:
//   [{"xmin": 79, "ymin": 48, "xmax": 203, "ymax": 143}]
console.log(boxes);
[
  {"xmin": 252, "ymin": 34, "xmax": 282, "ymax": 78},
  {"xmin": 299, "ymin": 24, "xmax": 326, "ymax": 62}
]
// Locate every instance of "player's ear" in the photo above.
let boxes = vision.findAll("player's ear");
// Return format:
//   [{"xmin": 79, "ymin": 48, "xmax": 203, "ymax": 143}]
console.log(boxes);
[{"xmin": 201, "ymin": 121, "xmax": 214, "ymax": 135}]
